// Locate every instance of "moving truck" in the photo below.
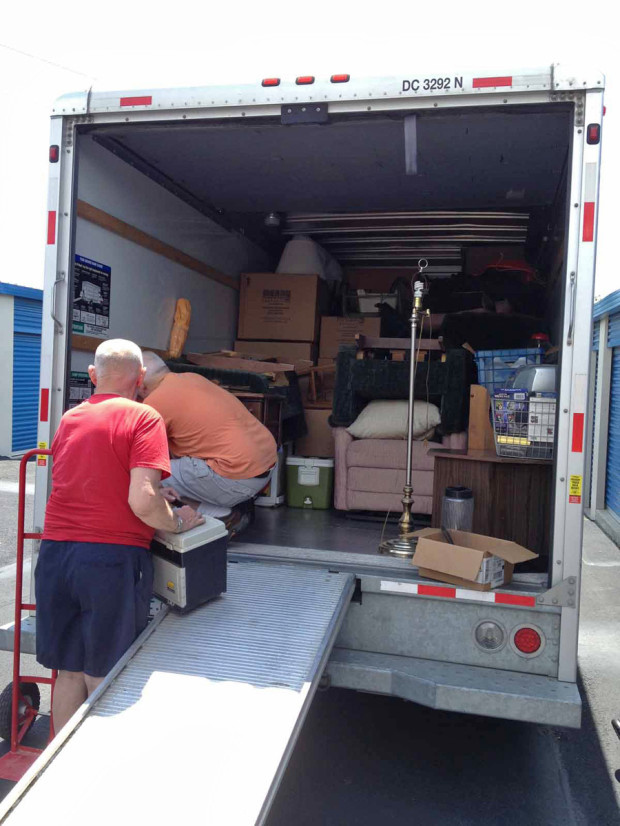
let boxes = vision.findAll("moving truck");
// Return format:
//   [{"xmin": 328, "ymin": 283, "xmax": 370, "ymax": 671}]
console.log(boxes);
[{"xmin": 0, "ymin": 65, "xmax": 604, "ymax": 822}]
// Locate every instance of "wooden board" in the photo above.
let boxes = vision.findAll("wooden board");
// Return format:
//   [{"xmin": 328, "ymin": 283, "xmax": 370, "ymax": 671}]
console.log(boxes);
[
  {"xmin": 187, "ymin": 353, "xmax": 294, "ymax": 375},
  {"xmin": 77, "ymin": 200, "xmax": 238, "ymax": 291},
  {"xmin": 468, "ymin": 385, "xmax": 496, "ymax": 452},
  {"xmin": 72, "ymin": 334, "xmax": 168, "ymax": 359}
]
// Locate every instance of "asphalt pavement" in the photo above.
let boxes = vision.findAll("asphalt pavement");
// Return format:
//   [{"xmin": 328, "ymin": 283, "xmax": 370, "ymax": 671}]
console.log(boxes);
[{"xmin": 0, "ymin": 459, "xmax": 618, "ymax": 824}]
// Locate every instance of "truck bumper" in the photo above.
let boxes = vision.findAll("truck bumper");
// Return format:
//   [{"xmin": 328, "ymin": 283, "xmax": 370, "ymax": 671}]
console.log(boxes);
[{"xmin": 326, "ymin": 648, "xmax": 582, "ymax": 728}]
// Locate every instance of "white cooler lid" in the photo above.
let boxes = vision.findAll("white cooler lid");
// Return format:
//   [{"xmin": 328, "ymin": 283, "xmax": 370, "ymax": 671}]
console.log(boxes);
[
  {"xmin": 154, "ymin": 516, "xmax": 228, "ymax": 552},
  {"xmin": 286, "ymin": 456, "xmax": 334, "ymax": 468}
]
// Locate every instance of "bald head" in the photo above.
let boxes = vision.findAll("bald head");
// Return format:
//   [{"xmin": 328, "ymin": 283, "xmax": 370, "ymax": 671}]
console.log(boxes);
[
  {"xmin": 89, "ymin": 339, "xmax": 145, "ymax": 399},
  {"xmin": 141, "ymin": 351, "xmax": 171, "ymax": 397}
]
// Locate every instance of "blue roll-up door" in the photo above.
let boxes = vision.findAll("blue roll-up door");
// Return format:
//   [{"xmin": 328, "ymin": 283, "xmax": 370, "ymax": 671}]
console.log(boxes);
[
  {"xmin": 11, "ymin": 297, "xmax": 42, "ymax": 452},
  {"xmin": 606, "ymin": 312, "xmax": 620, "ymax": 519}
]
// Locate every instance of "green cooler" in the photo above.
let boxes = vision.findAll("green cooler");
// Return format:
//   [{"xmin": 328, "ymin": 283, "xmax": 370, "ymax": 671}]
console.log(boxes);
[{"xmin": 286, "ymin": 457, "xmax": 334, "ymax": 509}]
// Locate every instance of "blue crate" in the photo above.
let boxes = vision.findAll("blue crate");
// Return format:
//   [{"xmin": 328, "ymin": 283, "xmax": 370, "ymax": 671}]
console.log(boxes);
[{"xmin": 475, "ymin": 348, "xmax": 541, "ymax": 394}]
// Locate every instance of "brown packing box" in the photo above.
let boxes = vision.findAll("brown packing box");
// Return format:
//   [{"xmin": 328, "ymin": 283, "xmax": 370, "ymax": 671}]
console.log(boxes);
[
  {"xmin": 238, "ymin": 273, "xmax": 325, "ymax": 342},
  {"xmin": 295, "ymin": 407, "xmax": 334, "ymax": 458},
  {"xmin": 319, "ymin": 317, "xmax": 381, "ymax": 360},
  {"xmin": 234, "ymin": 340, "xmax": 316, "ymax": 372},
  {"xmin": 412, "ymin": 530, "xmax": 538, "ymax": 591}
]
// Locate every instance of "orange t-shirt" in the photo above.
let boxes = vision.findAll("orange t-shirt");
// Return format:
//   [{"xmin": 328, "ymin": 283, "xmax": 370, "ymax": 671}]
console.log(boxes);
[{"xmin": 144, "ymin": 372, "xmax": 277, "ymax": 480}]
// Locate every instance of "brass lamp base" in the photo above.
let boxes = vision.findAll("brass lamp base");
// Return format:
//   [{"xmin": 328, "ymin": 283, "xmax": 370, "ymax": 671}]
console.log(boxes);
[
  {"xmin": 378, "ymin": 534, "xmax": 419, "ymax": 559},
  {"xmin": 378, "ymin": 485, "xmax": 418, "ymax": 558}
]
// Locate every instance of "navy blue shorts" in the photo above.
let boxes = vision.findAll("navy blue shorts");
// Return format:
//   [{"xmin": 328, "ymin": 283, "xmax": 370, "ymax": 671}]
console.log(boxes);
[{"xmin": 35, "ymin": 540, "xmax": 153, "ymax": 678}]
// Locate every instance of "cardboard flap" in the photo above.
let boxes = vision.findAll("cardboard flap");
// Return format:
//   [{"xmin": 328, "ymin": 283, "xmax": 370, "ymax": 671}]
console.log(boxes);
[
  {"xmin": 446, "ymin": 530, "xmax": 538, "ymax": 563},
  {"xmin": 412, "ymin": 537, "xmax": 485, "ymax": 581}
]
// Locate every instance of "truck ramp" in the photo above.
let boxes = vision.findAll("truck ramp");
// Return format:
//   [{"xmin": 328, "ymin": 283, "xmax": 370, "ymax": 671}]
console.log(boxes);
[{"xmin": 0, "ymin": 562, "xmax": 354, "ymax": 825}]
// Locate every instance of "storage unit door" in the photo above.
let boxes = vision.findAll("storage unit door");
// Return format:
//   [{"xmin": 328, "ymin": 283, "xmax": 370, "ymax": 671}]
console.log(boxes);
[
  {"xmin": 606, "ymin": 346, "xmax": 620, "ymax": 519},
  {"xmin": 605, "ymin": 309, "xmax": 620, "ymax": 519},
  {"xmin": 11, "ymin": 298, "xmax": 42, "ymax": 453}
]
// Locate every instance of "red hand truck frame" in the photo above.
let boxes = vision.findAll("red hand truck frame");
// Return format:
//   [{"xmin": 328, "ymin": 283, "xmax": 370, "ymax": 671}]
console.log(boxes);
[{"xmin": 0, "ymin": 449, "xmax": 56, "ymax": 782}]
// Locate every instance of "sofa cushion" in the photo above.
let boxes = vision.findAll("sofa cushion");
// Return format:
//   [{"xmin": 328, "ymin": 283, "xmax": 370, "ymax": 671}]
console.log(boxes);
[
  {"xmin": 347, "ymin": 438, "xmax": 436, "ymax": 471},
  {"xmin": 348, "ymin": 467, "xmax": 434, "ymax": 496}
]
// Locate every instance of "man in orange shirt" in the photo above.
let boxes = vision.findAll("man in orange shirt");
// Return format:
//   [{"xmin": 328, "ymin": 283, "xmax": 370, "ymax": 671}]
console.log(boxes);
[{"xmin": 140, "ymin": 352, "xmax": 277, "ymax": 532}]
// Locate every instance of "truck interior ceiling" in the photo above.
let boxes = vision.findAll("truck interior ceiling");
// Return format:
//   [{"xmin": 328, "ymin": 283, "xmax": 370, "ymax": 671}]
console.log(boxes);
[{"xmin": 72, "ymin": 102, "xmax": 575, "ymax": 576}]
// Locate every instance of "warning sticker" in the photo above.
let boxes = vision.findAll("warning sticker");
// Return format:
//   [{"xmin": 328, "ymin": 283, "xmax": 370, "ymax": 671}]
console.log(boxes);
[
  {"xmin": 37, "ymin": 441, "xmax": 48, "ymax": 467},
  {"xmin": 569, "ymin": 475, "xmax": 582, "ymax": 504},
  {"xmin": 72, "ymin": 255, "xmax": 111, "ymax": 338}
]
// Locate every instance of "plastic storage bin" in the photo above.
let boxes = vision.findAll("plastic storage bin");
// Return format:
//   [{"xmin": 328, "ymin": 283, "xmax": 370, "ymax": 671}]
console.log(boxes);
[
  {"xmin": 475, "ymin": 348, "xmax": 541, "ymax": 395},
  {"xmin": 286, "ymin": 457, "xmax": 334, "ymax": 509}
]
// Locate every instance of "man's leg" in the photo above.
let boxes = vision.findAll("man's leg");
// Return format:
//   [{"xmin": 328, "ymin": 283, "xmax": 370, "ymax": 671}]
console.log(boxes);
[
  {"xmin": 166, "ymin": 457, "xmax": 271, "ymax": 518},
  {"xmin": 52, "ymin": 670, "xmax": 88, "ymax": 732},
  {"xmin": 84, "ymin": 674, "xmax": 104, "ymax": 696}
]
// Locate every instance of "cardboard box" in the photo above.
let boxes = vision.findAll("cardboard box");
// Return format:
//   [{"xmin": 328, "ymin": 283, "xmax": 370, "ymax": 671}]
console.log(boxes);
[
  {"xmin": 238, "ymin": 273, "xmax": 324, "ymax": 342},
  {"xmin": 412, "ymin": 530, "xmax": 538, "ymax": 591},
  {"xmin": 319, "ymin": 316, "xmax": 381, "ymax": 360},
  {"xmin": 295, "ymin": 407, "xmax": 335, "ymax": 458},
  {"xmin": 235, "ymin": 340, "xmax": 316, "ymax": 372}
]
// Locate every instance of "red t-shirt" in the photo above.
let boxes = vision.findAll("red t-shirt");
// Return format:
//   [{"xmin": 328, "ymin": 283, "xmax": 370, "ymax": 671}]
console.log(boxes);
[{"xmin": 43, "ymin": 394, "xmax": 171, "ymax": 548}]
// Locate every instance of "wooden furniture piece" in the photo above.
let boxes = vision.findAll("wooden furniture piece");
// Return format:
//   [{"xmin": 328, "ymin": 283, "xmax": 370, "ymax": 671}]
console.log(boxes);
[
  {"xmin": 431, "ymin": 449, "xmax": 553, "ymax": 563},
  {"xmin": 233, "ymin": 392, "xmax": 283, "ymax": 446},
  {"xmin": 355, "ymin": 334, "xmax": 443, "ymax": 362},
  {"xmin": 307, "ymin": 363, "xmax": 337, "ymax": 404}
]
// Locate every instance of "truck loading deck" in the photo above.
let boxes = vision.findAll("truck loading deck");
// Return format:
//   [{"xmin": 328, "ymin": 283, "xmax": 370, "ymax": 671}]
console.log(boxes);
[{"xmin": 0, "ymin": 562, "xmax": 354, "ymax": 824}]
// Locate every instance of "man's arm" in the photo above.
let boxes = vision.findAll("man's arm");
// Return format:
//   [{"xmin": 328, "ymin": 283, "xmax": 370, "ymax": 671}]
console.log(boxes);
[{"xmin": 128, "ymin": 467, "xmax": 203, "ymax": 532}]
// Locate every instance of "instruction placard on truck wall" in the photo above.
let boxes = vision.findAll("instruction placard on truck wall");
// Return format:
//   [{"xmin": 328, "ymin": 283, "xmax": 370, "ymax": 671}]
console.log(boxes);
[
  {"xmin": 73, "ymin": 255, "xmax": 111, "ymax": 338},
  {"xmin": 68, "ymin": 371, "xmax": 94, "ymax": 409}
]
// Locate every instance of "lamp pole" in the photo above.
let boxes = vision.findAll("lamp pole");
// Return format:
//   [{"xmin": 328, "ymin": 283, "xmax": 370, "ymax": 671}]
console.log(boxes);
[{"xmin": 379, "ymin": 259, "xmax": 428, "ymax": 558}]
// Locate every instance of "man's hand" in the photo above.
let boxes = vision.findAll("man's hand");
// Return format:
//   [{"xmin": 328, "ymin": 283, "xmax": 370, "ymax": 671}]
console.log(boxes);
[
  {"xmin": 161, "ymin": 486, "xmax": 182, "ymax": 504},
  {"xmin": 175, "ymin": 505, "xmax": 205, "ymax": 533}
]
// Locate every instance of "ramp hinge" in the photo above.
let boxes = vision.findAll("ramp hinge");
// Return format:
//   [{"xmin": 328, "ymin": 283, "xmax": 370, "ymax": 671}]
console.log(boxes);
[{"xmin": 536, "ymin": 577, "xmax": 577, "ymax": 608}]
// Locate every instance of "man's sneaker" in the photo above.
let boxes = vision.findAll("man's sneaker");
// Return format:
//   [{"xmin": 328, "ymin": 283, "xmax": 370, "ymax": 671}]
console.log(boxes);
[{"xmin": 226, "ymin": 508, "xmax": 252, "ymax": 540}]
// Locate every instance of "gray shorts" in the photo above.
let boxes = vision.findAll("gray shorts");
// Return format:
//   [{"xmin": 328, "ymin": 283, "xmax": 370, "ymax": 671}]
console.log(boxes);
[{"xmin": 165, "ymin": 457, "xmax": 272, "ymax": 518}]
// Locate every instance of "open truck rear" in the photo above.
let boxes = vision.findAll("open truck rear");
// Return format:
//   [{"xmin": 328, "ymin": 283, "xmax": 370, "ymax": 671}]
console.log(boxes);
[{"xmin": 0, "ymin": 64, "xmax": 604, "ymax": 822}]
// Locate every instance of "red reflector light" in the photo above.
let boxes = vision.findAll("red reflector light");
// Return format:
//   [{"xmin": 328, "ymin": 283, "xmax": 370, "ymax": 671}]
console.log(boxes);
[
  {"xmin": 296, "ymin": 76, "xmax": 315, "ymax": 85},
  {"xmin": 331, "ymin": 74, "xmax": 350, "ymax": 83},
  {"xmin": 262, "ymin": 78, "xmax": 280, "ymax": 87},
  {"xmin": 49, "ymin": 145, "xmax": 59, "ymax": 163},
  {"xmin": 513, "ymin": 627, "xmax": 542, "ymax": 654},
  {"xmin": 587, "ymin": 123, "xmax": 601, "ymax": 145}
]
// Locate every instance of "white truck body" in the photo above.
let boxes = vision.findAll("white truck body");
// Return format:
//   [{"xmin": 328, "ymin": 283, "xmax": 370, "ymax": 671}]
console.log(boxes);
[{"xmin": 22, "ymin": 66, "xmax": 604, "ymax": 736}]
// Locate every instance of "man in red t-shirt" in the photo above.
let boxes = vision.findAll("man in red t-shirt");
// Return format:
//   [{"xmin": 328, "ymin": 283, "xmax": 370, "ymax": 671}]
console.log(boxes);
[{"xmin": 37, "ymin": 339, "xmax": 204, "ymax": 733}]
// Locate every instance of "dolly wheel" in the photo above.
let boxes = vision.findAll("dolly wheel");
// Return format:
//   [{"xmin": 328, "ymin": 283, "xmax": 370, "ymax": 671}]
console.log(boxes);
[{"xmin": 0, "ymin": 682, "xmax": 41, "ymax": 741}]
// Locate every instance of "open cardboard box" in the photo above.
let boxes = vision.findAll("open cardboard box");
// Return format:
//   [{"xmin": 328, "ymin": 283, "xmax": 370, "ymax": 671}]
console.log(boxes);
[{"xmin": 411, "ymin": 530, "xmax": 538, "ymax": 591}]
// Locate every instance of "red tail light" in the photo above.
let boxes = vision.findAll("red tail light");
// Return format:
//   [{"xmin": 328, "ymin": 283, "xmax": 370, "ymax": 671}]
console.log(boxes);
[
  {"xmin": 261, "ymin": 78, "xmax": 280, "ymax": 87},
  {"xmin": 331, "ymin": 74, "xmax": 350, "ymax": 83},
  {"xmin": 513, "ymin": 627, "xmax": 542, "ymax": 654},
  {"xmin": 49, "ymin": 145, "xmax": 59, "ymax": 163},
  {"xmin": 296, "ymin": 76, "xmax": 315, "ymax": 85}
]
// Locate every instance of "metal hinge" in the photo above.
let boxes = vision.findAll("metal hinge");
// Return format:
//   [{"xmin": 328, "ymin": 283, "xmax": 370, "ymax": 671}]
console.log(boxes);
[
  {"xmin": 549, "ymin": 89, "xmax": 585, "ymax": 127},
  {"xmin": 536, "ymin": 577, "xmax": 578, "ymax": 608}
]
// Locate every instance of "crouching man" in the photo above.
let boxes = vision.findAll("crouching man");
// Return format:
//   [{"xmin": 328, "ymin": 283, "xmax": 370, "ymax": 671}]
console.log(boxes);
[
  {"xmin": 140, "ymin": 353, "xmax": 277, "ymax": 532},
  {"xmin": 37, "ymin": 340, "xmax": 204, "ymax": 734}
]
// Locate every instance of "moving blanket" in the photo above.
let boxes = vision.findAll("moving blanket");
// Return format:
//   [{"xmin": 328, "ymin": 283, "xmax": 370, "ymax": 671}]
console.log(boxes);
[{"xmin": 331, "ymin": 348, "xmax": 474, "ymax": 435}]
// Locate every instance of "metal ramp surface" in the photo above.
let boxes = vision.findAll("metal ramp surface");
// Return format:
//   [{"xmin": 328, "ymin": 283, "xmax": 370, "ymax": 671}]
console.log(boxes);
[{"xmin": 0, "ymin": 562, "xmax": 354, "ymax": 825}]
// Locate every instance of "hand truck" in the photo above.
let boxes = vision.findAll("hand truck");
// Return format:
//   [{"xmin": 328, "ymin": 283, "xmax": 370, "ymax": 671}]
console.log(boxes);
[{"xmin": 0, "ymin": 449, "xmax": 56, "ymax": 782}]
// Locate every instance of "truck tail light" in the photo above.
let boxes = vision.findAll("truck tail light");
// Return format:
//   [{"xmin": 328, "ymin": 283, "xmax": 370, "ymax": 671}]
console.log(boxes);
[
  {"xmin": 513, "ymin": 627, "xmax": 542, "ymax": 654},
  {"xmin": 331, "ymin": 74, "xmax": 350, "ymax": 83},
  {"xmin": 49, "ymin": 145, "xmax": 59, "ymax": 163},
  {"xmin": 474, "ymin": 621, "xmax": 505, "ymax": 651},
  {"xmin": 296, "ymin": 76, "xmax": 315, "ymax": 85},
  {"xmin": 587, "ymin": 123, "xmax": 601, "ymax": 145},
  {"xmin": 262, "ymin": 78, "xmax": 280, "ymax": 87}
]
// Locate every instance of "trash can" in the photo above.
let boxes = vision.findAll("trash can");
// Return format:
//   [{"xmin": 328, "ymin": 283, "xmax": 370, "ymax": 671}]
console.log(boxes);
[{"xmin": 286, "ymin": 457, "xmax": 334, "ymax": 509}]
